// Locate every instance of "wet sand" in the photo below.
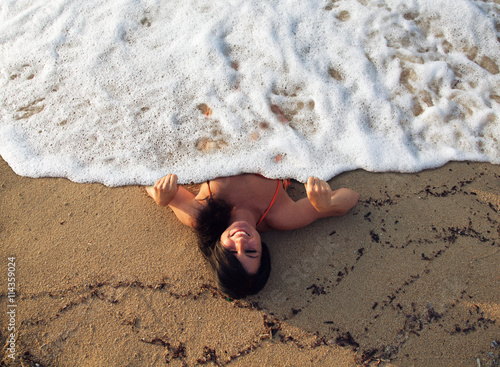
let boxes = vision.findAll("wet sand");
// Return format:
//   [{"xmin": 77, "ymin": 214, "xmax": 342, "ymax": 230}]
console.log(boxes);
[{"xmin": 0, "ymin": 156, "xmax": 499, "ymax": 366}]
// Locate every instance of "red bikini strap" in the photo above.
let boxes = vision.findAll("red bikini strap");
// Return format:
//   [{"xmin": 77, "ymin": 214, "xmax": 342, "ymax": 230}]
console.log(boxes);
[
  {"xmin": 207, "ymin": 180, "xmax": 212, "ymax": 198},
  {"xmin": 256, "ymin": 179, "xmax": 281, "ymax": 226}
]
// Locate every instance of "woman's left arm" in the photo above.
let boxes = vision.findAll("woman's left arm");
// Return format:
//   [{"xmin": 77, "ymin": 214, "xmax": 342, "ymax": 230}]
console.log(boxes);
[{"xmin": 147, "ymin": 174, "xmax": 203, "ymax": 227}]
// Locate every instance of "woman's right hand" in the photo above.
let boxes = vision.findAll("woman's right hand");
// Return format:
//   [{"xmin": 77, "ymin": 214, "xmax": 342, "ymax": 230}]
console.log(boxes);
[
  {"xmin": 305, "ymin": 176, "xmax": 359, "ymax": 216},
  {"xmin": 304, "ymin": 177, "xmax": 334, "ymax": 213},
  {"xmin": 146, "ymin": 174, "xmax": 179, "ymax": 206}
]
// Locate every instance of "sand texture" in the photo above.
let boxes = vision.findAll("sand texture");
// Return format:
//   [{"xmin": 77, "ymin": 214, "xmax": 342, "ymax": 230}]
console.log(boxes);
[{"xmin": 0, "ymin": 157, "xmax": 499, "ymax": 367}]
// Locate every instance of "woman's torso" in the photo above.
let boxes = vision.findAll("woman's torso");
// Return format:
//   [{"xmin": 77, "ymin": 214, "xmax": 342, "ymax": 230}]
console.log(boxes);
[{"xmin": 195, "ymin": 174, "xmax": 291, "ymax": 231}]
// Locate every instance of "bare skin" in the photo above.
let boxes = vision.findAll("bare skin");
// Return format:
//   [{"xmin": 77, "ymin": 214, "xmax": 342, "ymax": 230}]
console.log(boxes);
[{"xmin": 146, "ymin": 174, "xmax": 359, "ymax": 274}]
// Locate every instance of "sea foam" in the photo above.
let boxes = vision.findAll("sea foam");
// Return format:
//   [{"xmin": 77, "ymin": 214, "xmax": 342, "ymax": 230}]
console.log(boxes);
[{"xmin": 1, "ymin": 0, "xmax": 499, "ymax": 185}]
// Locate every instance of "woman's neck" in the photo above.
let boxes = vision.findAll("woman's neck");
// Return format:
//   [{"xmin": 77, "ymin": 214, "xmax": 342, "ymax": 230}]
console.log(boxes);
[{"xmin": 229, "ymin": 208, "xmax": 259, "ymax": 228}]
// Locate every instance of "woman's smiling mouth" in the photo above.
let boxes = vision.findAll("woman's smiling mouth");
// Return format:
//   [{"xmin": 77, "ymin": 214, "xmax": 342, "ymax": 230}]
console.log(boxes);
[{"xmin": 231, "ymin": 230, "xmax": 250, "ymax": 237}]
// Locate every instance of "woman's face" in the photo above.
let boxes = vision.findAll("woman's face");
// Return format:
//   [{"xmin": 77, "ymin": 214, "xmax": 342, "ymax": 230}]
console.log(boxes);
[{"xmin": 220, "ymin": 221, "xmax": 262, "ymax": 275}]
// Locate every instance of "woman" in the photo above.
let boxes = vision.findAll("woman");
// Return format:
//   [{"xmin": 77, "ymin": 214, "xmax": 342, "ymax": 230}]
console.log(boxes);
[{"xmin": 146, "ymin": 174, "xmax": 359, "ymax": 299}]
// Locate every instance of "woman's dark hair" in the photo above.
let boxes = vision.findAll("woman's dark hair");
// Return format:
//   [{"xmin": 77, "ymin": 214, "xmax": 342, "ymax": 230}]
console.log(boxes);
[{"xmin": 194, "ymin": 197, "xmax": 271, "ymax": 299}]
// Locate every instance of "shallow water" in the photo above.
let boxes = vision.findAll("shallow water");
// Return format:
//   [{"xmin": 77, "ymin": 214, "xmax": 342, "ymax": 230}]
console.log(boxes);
[{"xmin": 1, "ymin": 0, "xmax": 499, "ymax": 185}]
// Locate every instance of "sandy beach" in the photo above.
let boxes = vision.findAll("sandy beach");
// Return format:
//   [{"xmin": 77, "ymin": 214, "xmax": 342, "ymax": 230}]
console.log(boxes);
[{"xmin": 0, "ymin": 156, "xmax": 499, "ymax": 366}]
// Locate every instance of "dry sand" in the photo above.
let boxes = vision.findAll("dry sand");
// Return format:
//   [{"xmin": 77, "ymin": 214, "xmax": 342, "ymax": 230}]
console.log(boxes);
[{"xmin": 0, "ymin": 156, "xmax": 499, "ymax": 367}]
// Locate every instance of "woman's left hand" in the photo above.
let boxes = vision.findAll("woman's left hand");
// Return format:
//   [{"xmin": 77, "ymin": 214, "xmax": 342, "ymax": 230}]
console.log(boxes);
[{"xmin": 146, "ymin": 174, "xmax": 179, "ymax": 206}]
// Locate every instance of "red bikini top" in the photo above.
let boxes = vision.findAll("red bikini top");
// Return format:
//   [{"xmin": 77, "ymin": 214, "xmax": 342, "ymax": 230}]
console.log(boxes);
[{"xmin": 206, "ymin": 179, "xmax": 282, "ymax": 226}]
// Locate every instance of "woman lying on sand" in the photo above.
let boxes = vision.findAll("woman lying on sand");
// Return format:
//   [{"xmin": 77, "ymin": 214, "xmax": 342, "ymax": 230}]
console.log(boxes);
[{"xmin": 147, "ymin": 174, "xmax": 359, "ymax": 299}]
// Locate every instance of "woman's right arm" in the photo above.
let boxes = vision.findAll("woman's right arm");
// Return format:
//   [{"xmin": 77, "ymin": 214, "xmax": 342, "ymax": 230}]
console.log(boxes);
[
  {"xmin": 266, "ymin": 177, "xmax": 359, "ymax": 231},
  {"xmin": 147, "ymin": 174, "xmax": 202, "ymax": 227}
]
